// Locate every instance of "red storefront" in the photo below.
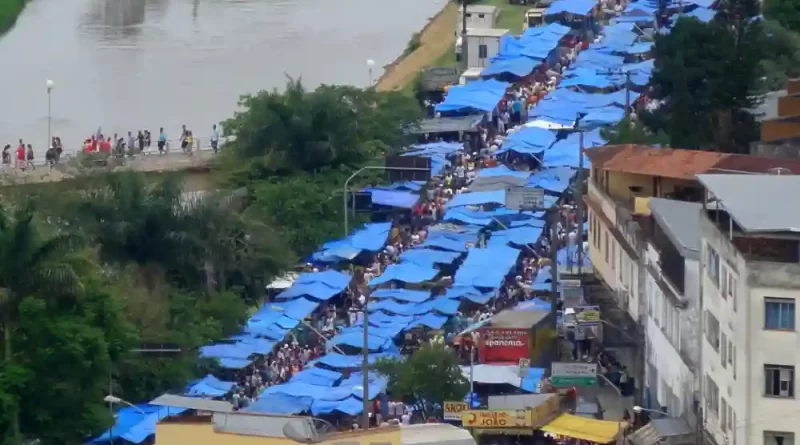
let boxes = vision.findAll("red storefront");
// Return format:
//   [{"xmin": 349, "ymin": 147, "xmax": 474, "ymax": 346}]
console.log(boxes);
[{"xmin": 478, "ymin": 328, "xmax": 530, "ymax": 363}]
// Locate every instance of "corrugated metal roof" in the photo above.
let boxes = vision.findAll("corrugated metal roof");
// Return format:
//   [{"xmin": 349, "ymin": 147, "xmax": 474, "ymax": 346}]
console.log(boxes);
[
  {"xmin": 648, "ymin": 198, "xmax": 702, "ymax": 259},
  {"xmin": 149, "ymin": 394, "xmax": 233, "ymax": 412},
  {"xmin": 697, "ymin": 174, "xmax": 800, "ymax": 233},
  {"xmin": 401, "ymin": 424, "xmax": 476, "ymax": 445}
]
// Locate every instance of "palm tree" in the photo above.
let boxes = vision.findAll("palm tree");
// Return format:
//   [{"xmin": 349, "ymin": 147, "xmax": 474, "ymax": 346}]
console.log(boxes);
[{"xmin": 0, "ymin": 203, "xmax": 85, "ymax": 445}]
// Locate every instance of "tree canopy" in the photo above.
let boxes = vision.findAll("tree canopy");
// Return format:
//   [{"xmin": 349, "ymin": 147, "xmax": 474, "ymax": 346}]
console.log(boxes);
[{"xmin": 373, "ymin": 342, "xmax": 469, "ymax": 418}]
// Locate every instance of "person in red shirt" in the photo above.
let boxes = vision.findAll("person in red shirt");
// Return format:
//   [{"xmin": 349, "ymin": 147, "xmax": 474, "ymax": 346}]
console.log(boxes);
[
  {"xmin": 16, "ymin": 142, "xmax": 25, "ymax": 170},
  {"xmin": 100, "ymin": 137, "xmax": 112, "ymax": 153}
]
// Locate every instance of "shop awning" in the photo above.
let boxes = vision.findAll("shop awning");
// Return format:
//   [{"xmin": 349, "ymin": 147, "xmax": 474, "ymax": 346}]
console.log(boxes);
[{"xmin": 541, "ymin": 414, "xmax": 625, "ymax": 444}]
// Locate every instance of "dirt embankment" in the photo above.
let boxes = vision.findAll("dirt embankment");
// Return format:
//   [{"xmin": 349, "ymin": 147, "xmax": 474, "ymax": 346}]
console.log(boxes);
[{"xmin": 375, "ymin": 2, "xmax": 458, "ymax": 92}]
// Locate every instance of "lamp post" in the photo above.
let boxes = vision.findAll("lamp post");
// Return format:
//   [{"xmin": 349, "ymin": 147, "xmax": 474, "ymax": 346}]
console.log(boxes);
[
  {"xmin": 367, "ymin": 59, "xmax": 375, "ymax": 87},
  {"xmin": 46, "ymin": 79, "xmax": 54, "ymax": 149},
  {"xmin": 104, "ymin": 395, "xmax": 146, "ymax": 415},
  {"xmin": 632, "ymin": 406, "xmax": 669, "ymax": 416}
]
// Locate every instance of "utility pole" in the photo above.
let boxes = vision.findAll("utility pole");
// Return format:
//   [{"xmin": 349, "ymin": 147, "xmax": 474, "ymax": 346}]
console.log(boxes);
[
  {"xmin": 596, "ymin": 69, "xmax": 632, "ymax": 111},
  {"xmin": 461, "ymin": 0, "xmax": 469, "ymax": 70}
]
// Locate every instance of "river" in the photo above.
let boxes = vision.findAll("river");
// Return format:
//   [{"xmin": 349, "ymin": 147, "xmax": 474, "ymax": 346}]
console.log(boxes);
[{"xmin": 0, "ymin": 0, "xmax": 447, "ymax": 155}]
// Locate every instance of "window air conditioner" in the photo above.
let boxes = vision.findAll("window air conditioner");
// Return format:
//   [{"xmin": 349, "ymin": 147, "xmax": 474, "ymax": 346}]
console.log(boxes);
[{"xmin": 779, "ymin": 369, "xmax": 793, "ymax": 396}]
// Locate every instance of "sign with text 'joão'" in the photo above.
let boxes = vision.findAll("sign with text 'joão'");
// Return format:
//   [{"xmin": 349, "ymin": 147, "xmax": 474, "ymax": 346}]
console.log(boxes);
[
  {"xmin": 479, "ymin": 328, "xmax": 529, "ymax": 363},
  {"xmin": 462, "ymin": 410, "xmax": 533, "ymax": 428},
  {"xmin": 443, "ymin": 401, "xmax": 468, "ymax": 421}
]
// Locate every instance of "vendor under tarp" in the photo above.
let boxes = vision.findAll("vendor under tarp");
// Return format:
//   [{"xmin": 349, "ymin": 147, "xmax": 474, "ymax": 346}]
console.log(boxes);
[{"xmin": 541, "ymin": 413, "xmax": 626, "ymax": 444}]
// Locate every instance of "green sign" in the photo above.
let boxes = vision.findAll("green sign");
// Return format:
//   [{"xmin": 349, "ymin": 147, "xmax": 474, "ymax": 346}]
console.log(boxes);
[{"xmin": 549, "ymin": 376, "xmax": 598, "ymax": 387}]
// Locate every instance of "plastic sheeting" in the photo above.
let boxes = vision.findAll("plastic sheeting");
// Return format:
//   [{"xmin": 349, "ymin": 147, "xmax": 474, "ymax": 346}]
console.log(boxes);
[
  {"xmin": 544, "ymin": 129, "xmax": 606, "ymax": 168},
  {"xmin": 436, "ymin": 79, "xmax": 509, "ymax": 113},
  {"xmin": 369, "ymin": 262, "xmax": 439, "ymax": 286},
  {"xmin": 368, "ymin": 190, "xmax": 420, "ymax": 209},
  {"xmin": 371, "ymin": 288, "xmax": 433, "ymax": 303},
  {"xmin": 528, "ymin": 167, "xmax": 576, "ymax": 193},
  {"xmin": 91, "ymin": 405, "xmax": 188, "ymax": 444},
  {"xmin": 582, "ymin": 106, "xmax": 626, "ymax": 126},
  {"xmin": 329, "ymin": 331, "xmax": 394, "ymax": 351},
  {"xmin": 460, "ymin": 364, "xmax": 546, "ymax": 392},
  {"xmin": 492, "ymin": 226, "xmax": 544, "ymax": 245},
  {"xmin": 421, "ymin": 232, "xmax": 478, "ymax": 251},
  {"xmin": 369, "ymin": 180, "xmax": 425, "ymax": 192},
  {"xmin": 445, "ymin": 189, "xmax": 506, "ymax": 208},
  {"xmin": 407, "ymin": 312, "xmax": 449, "ymax": 330},
  {"xmin": 546, "ymin": 0, "xmax": 598, "ymax": 15},
  {"xmin": 277, "ymin": 270, "xmax": 351, "ymax": 301},
  {"xmin": 481, "ymin": 56, "xmax": 540, "ymax": 78},
  {"xmin": 444, "ymin": 208, "xmax": 525, "ymax": 226},
  {"xmin": 455, "ymin": 245, "xmax": 521, "ymax": 288},
  {"xmin": 497, "ymin": 127, "xmax": 558, "ymax": 155},
  {"xmin": 186, "ymin": 374, "xmax": 235, "ymax": 397},
  {"xmin": 246, "ymin": 393, "xmax": 312, "ymax": 414},
  {"xmin": 314, "ymin": 222, "xmax": 393, "ymax": 262},
  {"xmin": 316, "ymin": 352, "xmax": 398, "ymax": 369},
  {"xmin": 399, "ymin": 248, "xmax": 462, "ymax": 267},
  {"xmin": 406, "ymin": 142, "xmax": 464, "ymax": 157}
]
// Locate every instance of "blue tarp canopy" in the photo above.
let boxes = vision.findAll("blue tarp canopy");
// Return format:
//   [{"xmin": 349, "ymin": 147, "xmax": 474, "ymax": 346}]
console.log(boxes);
[
  {"xmin": 329, "ymin": 331, "xmax": 394, "ymax": 350},
  {"xmin": 316, "ymin": 352, "xmax": 398, "ymax": 368},
  {"xmin": 406, "ymin": 141, "xmax": 464, "ymax": 157},
  {"xmin": 369, "ymin": 263, "xmax": 439, "ymax": 286},
  {"xmin": 445, "ymin": 189, "xmax": 506, "ymax": 208},
  {"xmin": 557, "ymin": 245, "xmax": 593, "ymax": 268},
  {"xmin": 420, "ymin": 231, "xmax": 478, "ymax": 251},
  {"xmin": 185, "ymin": 374, "xmax": 235, "ymax": 397},
  {"xmin": 546, "ymin": 0, "xmax": 597, "ymax": 16},
  {"xmin": 515, "ymin": 298, "xmax": 552, "ymax": 311},
  {"xmin": 369, "ymin": 180, "xmax": 425, "ymax": 192},
  {"xmin": 443, "ymin": 208, "xmax": 527, "ymax": 226},
  {"xmin": 371, "ymin": 288, "xmax": 432, "ymax": 303},
  {"xmin": 477, "ymin": 165, "xmax": 532, "ymax": 180},
  {"xmin": 91, "ymin": 405, "xmax": 188, "ymax": 444},
  {"xmin": 399, "ymin": 248, "xmax": 462, "ymax": 267},
  {"xmin": 492, "ymin": 226, "xmax": 544, "ymax": 245},
  {"xmin": 496, "ymin": 127, "xmax": 557, "ymax": 154},
  {"xmin": 528, "ymin": 101, "xmax": 584, "ymax": 125},
  {"xmin": 277, "ymin": 270, "xmax": 351, "ymax": 301},
  {"xmin": 528, "ymin": 167, "xmax": 576, "ymax": 193},
  {"xmin": 543, "ymin": 129, "xmax": 606, "ymax": 168},
  {"xmin": 482, "ymin": 57, "xmax": 540, "ymax": 78},
  {"xmin": 246, "ymin": 393, "xmax": 312, "ymax": 414},
  {"xmin": 367, "ymin": 190, "xmax": 420, "ymax": 209},
  {"xmin": 540, "ymin": 89, "xmax": 635, "ymax": 109},
  {"xmin": 407, "ymin": 312, "xmax": 449, "ymax": 330},
  {"xmin": 291, "ymin": 367, "xmax": 343, "ymax": 386},
  {"xmin": 435, "ymin": 79, "xmax": 509, "ymax": 113},
  {"xmin": 672, "ymin": 7, "xmax": 716, "ymax": 22},
  {"xmin": 313, "ymin": 222, "xmax": 392, "ymax": 262},
  {"xmin": 582, "ymin": 106, "xmax": 626, "ymax": 126},
  {"xmin": 455, "ymin": 245, "xmax": 521, "ymax": 288}
]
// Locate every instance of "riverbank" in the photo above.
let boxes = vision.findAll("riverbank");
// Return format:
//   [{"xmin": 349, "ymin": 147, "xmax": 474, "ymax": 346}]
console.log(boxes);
[
  {"xmin": 375, "ymin": 2, "xmax": 458, "ymax": 92},
  {"xmin": 0, "ymin": 0, "xmax": 26, "ymax": 34},
  {"xmin": 375, "ymin": 0, "xmax": 530, "ymax": 92}
]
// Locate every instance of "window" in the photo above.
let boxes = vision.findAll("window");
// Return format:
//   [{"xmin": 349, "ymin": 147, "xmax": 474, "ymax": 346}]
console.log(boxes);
[
  {"xmin": 729, "ymin": 274, "xmax": 737, "ymax": 311},
  {"xmin": 720, "ymin": 266, "xmax": 728, "ymax": 299},
  {"xmin": 478, "ymin": 13, "xmax": 485, "ymax": 18},
  {"xmin": 731, "ymin": 345, "xmax": 736, "ymax": 379},
  {"xmin": 705, "ymin": 311, "xmax": 720, "ymax": 351},
  {"xmin": 706, "ymin": 245, "xmax": 720, "ymax": 286},
  {"xmin": 726, "ymin": 404, "xmax": 734, "ymax": 433},
  {"xmin": 765, "ymin": 298, "xmax": 796, "ymax": 331},
  {"xmin": 704, "ymin": 375, "xmax": 719, "ymax": 414},
  {"xmin": 612, "ymin": 243, "xmax": 616, "ymax": 271},
  {"xmin": 720, "ymin": 333, "xmax": 727, "ymax": 367},
  {"xmin": 764, "ymin": 431, "xmax": 795, "ymax": 445},
  {"xmin": 605, "ymin": 231, "xmax": 609, "ymax": 264},
  {"xmin": 765, "ymin": 365, "xmax": 795, "ymax": 398},
  {"xmin": 478, "ymin": 44, "xmax": 488, "ymax": 59}
]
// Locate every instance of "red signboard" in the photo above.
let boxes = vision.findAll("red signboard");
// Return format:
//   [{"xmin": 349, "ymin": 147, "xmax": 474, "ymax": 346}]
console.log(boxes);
[{"xmin": 478, "ymin": 328, "xmax": 530, "ymax": 363}]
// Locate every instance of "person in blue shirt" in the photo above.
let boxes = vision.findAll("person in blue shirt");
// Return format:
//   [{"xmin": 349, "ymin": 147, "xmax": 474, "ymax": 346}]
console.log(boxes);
[{"xmin": 158, "ymin": 127, "xmax": 167, "ymax": 154}]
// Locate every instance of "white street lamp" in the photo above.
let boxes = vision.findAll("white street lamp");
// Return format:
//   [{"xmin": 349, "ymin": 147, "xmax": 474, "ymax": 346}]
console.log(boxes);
[
  {"xmin": 46, "ymin": 79, "xmax": 55, "ymax": 149},
  {"xmin": 104, "ymin": 395, "xmax": 146, "ymax": 415},
  {"xmin": 632, "ymin": 405, "xmax": 669, "ymax": 416},
  {"xmin": 366, "ymin": 59, "xmax": 376, "ymax": 87}
]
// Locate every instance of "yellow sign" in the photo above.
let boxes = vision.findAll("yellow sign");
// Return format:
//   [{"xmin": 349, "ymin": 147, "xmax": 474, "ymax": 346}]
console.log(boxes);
[
  {"xmin": 462, "ymin": 410, "xmax": 533, "ymax": 428},
  {"xmin": 531, "ymin": 394, "xmax": 560, "ymax": 425},
  {"xmin": 443, "ymin": 401, "xmax": 468, "ymax": 421}
]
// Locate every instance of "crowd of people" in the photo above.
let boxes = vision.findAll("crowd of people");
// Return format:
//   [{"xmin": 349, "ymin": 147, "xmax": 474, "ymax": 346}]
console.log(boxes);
[{"xmin": 80, "ymin": 124, "xmax": 221, "ymax": 157}]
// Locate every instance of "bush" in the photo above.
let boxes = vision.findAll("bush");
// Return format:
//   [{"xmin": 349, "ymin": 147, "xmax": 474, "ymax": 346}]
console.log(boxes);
[{"xmin": 405, "ymin": 32, "xmax": 422, "ymax": 55}]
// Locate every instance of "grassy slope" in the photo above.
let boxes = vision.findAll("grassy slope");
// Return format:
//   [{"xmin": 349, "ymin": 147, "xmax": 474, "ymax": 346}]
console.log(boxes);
[{"xmin": 0, "ymin": 0, "xmax": 26, "ymax": 34}]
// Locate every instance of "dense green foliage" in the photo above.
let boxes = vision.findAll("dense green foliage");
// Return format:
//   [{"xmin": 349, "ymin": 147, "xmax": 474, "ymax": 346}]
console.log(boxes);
[
  {"xmin": 0, "ymin": 0, "xmax": 26, "ymax": 34},
  {"xmin": 638, "ymin": 0, "xmax": 800, "ymax": 151},
  {"xmin": 764, "ymin": 0, "xmax": 800, "ymax": 34},
  {"xmin": 0, "ymin": 79, "xmax": 420, "ymax": 445},
  {"xmin": 374, "ymin": 342, "xmax": 469, "ymax": 418}
]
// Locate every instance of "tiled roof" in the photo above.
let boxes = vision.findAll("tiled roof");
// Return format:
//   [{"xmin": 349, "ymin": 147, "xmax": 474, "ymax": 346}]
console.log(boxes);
[{"xmin": 585, "ymin": 144, "xmax": 800, "ymax": 179}]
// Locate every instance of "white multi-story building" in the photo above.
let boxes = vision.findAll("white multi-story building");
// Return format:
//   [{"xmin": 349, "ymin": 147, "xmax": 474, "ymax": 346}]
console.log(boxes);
[
  {"xmin": 697, "ymin": 174, "xmax": 800, "ymax": 445},
  {"xmin": 642, "ymin": 198, "xmax": 701, "ymax": 426}
]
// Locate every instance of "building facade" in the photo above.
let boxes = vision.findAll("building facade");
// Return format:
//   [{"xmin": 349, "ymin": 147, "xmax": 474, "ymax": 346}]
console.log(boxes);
[{"xmin": 697, "ymin": 174, "xmax": 800, "ymax": 445}]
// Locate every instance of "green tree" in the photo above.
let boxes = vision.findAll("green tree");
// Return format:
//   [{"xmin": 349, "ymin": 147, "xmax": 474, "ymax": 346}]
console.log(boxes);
[
  {"xmin": 758, "ymin": 20, "xmax": 800, "ymax": 91},
  {"xmin": 0, "ymin": 203, "xmax": 86, "ymax": 445},
  {"xmin": 601, "ymin": 117, "xmax": 670, "ymax": 146},
  {"xmin": 374, "ymin": 342, "xmax": 468, "ymax": 418},
  {"xmin": 764, "ymin": 0, "xmax": 800, "ymax": 34}
]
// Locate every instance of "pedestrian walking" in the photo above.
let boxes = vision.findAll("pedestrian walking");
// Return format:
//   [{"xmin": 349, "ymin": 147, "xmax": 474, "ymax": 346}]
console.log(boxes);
[{"xmin": 211, "ymin": 124, "xmax": 220, "ymax": 153}]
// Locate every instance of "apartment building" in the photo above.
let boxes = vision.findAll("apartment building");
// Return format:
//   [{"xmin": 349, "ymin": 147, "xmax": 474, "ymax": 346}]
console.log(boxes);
[
  {"xmin": 697, "ymin": 174, "xmax": 800, "ymax": 445},
  {"xmin": 641, "ymin": 198, "xmax": 702, "ymax": 426}
]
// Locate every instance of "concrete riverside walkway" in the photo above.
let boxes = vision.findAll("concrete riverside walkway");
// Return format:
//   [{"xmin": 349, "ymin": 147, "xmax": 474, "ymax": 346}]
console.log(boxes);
[{"xmin": 0, "ymin": 149, "xmax": 216, "ymax": 186}]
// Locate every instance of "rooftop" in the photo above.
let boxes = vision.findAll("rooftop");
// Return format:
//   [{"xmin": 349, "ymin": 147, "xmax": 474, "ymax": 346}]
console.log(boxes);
[
  {"xmin": 648, "ymin": 198, "xmax": 702, "ymax": 259},
  {"xmin": 464, "ymin": 5, "xmax": 498, "ymax": 14},
  {"xmin": 465, "ymin": 28, "xmax": 510, "ymax": 37},
  {"xmin": 697, "ymin": 174, "xmax": 800, "ymax": 233},
  {"xmin": 585, "ymin": 145, "xmax": 800, "ymax": 180}
]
